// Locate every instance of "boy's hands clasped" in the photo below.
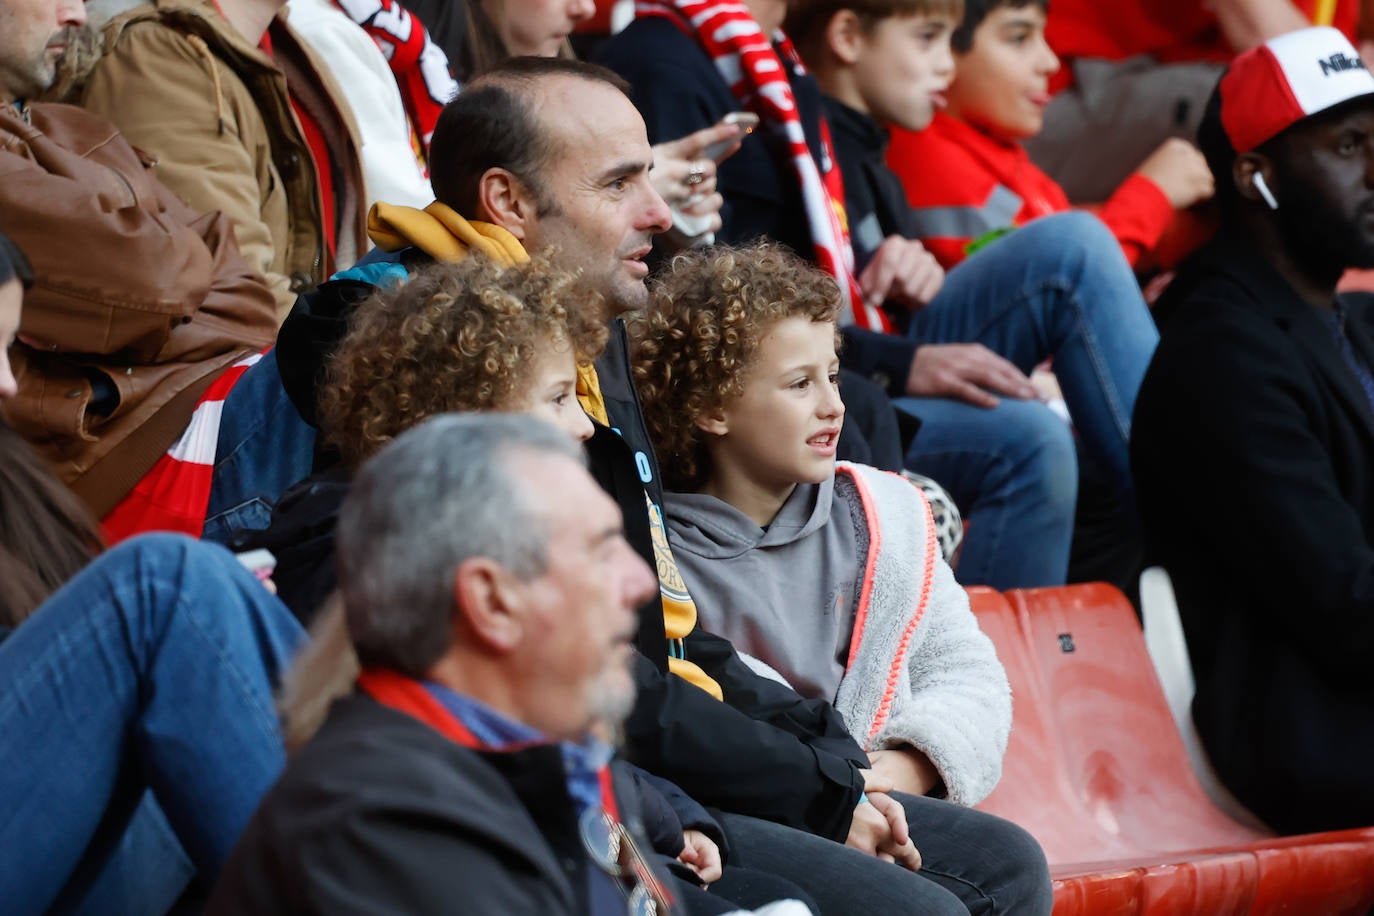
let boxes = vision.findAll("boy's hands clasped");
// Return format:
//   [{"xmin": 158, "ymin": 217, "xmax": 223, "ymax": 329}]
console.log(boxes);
[{"xmin": 846, "ymin": 768, "xmax": 923, "ymax": 872}]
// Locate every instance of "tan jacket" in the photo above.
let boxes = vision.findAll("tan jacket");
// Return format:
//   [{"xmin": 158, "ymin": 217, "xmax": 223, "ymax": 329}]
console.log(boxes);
[
  {"xmin": 78, "ymin": 0, "xmax": 368, "ymax": 320},
  {"xmin": 0, "ymin": 103, "xmax": 277, "ymax": 516}
]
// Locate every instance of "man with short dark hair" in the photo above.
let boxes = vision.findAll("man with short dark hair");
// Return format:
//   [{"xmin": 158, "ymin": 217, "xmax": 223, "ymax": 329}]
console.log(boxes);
[
  {"xmin": 1132, "ymin": 26, "xmax": 1374, "ymax": 834},
  {"xmin": 208, "ymin": 413, "xmax": 670, "ymax": 911}
]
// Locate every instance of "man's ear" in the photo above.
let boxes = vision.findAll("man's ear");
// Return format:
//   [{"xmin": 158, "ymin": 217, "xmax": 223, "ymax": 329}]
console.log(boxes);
[
  {"xmin": 476, "ymin": 167, "xmax": 535, "ymax": 241},
  {"xmin": 1234, "ymin": 153, "xmax": 1276, "ymax": 207},
  {"xmin": 824, "ymin": 9, "xmax": 866, "ymax": 66},
  {"xmin": 453, "ymin": 556, "xmax": 525, "ymax": 653},
  {"xmin": 695, "ymin": 406, "xmax": 730, "ymax": 437}
]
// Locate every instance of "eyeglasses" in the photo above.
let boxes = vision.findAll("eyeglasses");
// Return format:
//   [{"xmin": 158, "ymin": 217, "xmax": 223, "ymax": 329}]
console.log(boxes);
[{"xmin": 579, "ymin": 806, "xmax": 675, "ymax": 916}]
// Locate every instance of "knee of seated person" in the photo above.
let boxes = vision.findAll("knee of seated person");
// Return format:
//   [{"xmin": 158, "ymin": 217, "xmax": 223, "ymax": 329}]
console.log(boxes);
[
  {"xmin": 100, "ymin": 533, "xmax": 235, "ymax": 583},
  {"xmin": 1011, "ymin": 211, "xmax": 1120, "ymax": 266},
  {"xmin": 977, "ymin": 816, "xmax": 1053, "ymax": 912},
  {"xmin": 999, "ymin": 403, "xmax": 1078, "ymax": 508}
]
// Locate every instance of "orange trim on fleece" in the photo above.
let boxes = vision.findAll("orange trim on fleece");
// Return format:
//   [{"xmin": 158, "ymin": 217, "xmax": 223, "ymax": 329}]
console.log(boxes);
[
  {"xmin": 841, "ymin": 466, "xmax": 938, "ymax": 748},
  {"xmin": 844, "ymin": 466, "xmax": 883, "ymax": 674}
]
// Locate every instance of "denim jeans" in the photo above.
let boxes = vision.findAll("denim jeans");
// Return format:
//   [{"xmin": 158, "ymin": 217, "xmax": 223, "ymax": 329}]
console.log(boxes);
[
  {"xmin": 0, "ymin": 535, "xmax": 305, "ymax": 912},
  {"xmin": 203, "ymin": 348, "xmax": 317, "ymax": 543},
  {"xmin": 718, "ymin": 792, "xmax": 1052, "ymax": 915},
  {"xmin": 895, "ymin": 212, "xmax": 1158, "ymax": 589}
]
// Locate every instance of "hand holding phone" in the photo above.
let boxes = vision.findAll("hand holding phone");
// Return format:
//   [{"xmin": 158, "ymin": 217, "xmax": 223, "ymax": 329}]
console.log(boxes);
[
  {"xmin": 700, "ymin": 111, "xmax": 759, "ymax": 162},
  {"xmin": 657, "ymin": 112, "xmax": 760, "ymax": 249}
]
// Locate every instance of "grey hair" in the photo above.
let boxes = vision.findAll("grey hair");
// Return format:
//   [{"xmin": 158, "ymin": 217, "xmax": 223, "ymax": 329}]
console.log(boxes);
[{"xmin": 336, "ymin": 413, "xmax": 582, "ymax": 677}]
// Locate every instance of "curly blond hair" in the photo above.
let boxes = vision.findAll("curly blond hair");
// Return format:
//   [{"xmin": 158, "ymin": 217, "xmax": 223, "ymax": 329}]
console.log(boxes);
[
  {"xmin": 630, "ymin": 242, "xmax": 841, "ymax": 492},
  {"xmin": 320, "ymin": 255, "xmax": 608, "ymax": 470}
]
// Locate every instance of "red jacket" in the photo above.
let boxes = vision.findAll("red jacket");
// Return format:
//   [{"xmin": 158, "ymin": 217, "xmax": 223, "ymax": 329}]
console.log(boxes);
[
  {"xmin": 886, "ymin": 113, "xmax": 1173, "ymax": 269},
  {"xmin": 1045, "ymin": 0, "xmax": 1359, "ymax": 93}
]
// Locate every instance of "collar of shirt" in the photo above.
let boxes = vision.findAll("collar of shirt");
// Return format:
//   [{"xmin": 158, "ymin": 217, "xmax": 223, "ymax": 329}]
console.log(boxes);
[{"xmin": 422, "ymin": 682, "xmax": 613, "ymax": 817}]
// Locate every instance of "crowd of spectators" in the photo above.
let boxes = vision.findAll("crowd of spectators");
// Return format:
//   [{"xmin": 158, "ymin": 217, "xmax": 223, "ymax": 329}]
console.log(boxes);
[{"xmin": 3, "ymin": 0, "xmax": 1374, "ymax": 910}]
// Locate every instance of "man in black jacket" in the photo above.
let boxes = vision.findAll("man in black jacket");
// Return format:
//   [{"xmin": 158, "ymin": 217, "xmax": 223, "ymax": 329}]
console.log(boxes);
[
  {"xmin": 209, "ymin": 414, "xmax": 677, "ymax": 911},
  {"xmin": 1132, "ymin": 26, "xmax": 1374, "ymax": 834}
]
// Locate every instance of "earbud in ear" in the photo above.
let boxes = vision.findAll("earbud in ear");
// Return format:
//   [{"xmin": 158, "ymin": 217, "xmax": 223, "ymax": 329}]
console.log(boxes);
[{"xmin": 1252, "ymin": 172, "xmax": 1279, "ymax": 211}]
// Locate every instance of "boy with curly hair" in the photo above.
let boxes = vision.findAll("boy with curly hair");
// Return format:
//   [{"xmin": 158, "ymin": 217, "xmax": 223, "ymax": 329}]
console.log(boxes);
[{"xmin": 632, "ymin": 241, "xmax": 1028, "ymax": 909}]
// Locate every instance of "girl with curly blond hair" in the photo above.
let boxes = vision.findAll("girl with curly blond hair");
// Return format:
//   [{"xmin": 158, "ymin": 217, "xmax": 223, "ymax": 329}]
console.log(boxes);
[
  {"xmin": 319, "ymin": 254, "xmax": 607, "ymax": 470},
  {"xmin": 273, "ymin": 254, "xmax": 615, "ymax": 750},
  {"xmin": 631, "ymin": 241, "xmax": 1012, "ymax": 811}
]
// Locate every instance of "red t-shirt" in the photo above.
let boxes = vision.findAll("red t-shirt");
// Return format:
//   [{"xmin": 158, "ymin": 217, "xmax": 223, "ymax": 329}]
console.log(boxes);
[{"xmin": 259, "ymin": 27, "xmax": 337, "ymax": 263}]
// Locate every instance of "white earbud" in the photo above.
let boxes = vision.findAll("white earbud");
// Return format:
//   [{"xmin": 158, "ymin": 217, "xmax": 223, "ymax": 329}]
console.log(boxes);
[{"xmin": 1252, "ymin": 172, "xmax": 1279, "ymax": 211}]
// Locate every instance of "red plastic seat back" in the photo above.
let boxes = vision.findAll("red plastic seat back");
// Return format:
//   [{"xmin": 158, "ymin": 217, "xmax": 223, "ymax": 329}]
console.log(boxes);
[
  {"xmin": 1007, "ymin": 584, "xmax": 1265, "ymax": 854},
  {"xmin": 965, "ymin": 588, "xmax": 1137, "ymax": 863}
]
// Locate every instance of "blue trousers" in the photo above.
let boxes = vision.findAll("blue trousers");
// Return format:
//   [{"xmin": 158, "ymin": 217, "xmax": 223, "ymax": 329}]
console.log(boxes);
[
  {"xmin": 896, "ymin": 212, "xmax": 1158, "ymax": 589},
  {"xmin": 0, "ymin": 535, "xmax": 305, "ymax": 912}
]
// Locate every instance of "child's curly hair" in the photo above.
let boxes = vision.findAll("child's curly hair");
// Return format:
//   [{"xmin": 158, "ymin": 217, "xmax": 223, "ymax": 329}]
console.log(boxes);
[
  {"xmin": 320, "ymin": 255, "xmax": 608, "ymax": 470},
  {"xmin": 630, "ymin": 241, "xmax": 841, "ymax": 492}
]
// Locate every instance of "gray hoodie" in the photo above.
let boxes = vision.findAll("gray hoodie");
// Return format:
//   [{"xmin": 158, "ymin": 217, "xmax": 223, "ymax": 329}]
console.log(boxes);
[
  {"xmin": 664, "ymin": 464, "xmax": 1011, "ymax": 806},
  {"xmin": 664, "ymin": 476, "xmax": 859, "ymax": 704}
]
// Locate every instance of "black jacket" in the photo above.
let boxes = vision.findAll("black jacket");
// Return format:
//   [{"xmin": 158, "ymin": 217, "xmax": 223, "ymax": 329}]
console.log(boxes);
[
  {"xmin": 1132, "ymin": 230, "xmax": 1374, "ymax": 834},
  {"xmin": 207, "ymin": 694, "xmax": 670, "ymax": 914}
]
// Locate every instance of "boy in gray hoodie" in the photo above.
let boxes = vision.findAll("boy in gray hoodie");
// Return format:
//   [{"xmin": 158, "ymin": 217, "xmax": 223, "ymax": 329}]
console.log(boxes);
[{"xmin": 631, "ymin": 241, "xmax": 1011, "ymax": 809}]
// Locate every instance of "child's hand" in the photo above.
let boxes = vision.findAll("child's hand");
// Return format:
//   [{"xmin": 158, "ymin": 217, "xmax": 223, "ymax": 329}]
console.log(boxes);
[
  {"xmin": 678, "ymin": 829, "xmax": 723, "ymax": 885},
  {"xmin": 1136, "ymin": 138, "xmax": 1215, "ymax": 210},
  {"xmin": 845, "ymin": 792, "xmax": 922, "ymax": 871}
]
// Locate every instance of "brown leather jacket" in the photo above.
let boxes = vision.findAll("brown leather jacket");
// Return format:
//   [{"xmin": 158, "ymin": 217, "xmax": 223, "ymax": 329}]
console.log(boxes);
[
  {"xmin": 78, "ymin": 0, "xmax": 368, "ymax": 320},
  {"xmin": 0, "ymin": 102, "xmax": 277, "ymax": 516}
]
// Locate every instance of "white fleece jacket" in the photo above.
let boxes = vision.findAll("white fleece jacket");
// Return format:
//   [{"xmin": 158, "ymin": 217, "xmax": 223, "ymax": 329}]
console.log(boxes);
[{"xmin": 665, "ymin": 462, "xmax": 1011, "ymax": 806}]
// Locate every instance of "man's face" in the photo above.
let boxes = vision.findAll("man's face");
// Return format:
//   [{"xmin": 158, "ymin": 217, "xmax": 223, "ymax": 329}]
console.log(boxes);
[
  {"xmin": 511, "ymin": 451, "xmax": 657, "ymax": 740},
  {"xmin": 521, "ymin": 78, "xmax": 672, "ymax": 314},
  {"xmin": 850, "ymin": 13, "xmax": 956, "ymax": 132},
  {"xmin": 0, "ymin": 0, "xmax": 86, "ymax": 103},
  {"xmin": 1269, "ymin": 102, "xmax": 1374, "ymax": 274}
]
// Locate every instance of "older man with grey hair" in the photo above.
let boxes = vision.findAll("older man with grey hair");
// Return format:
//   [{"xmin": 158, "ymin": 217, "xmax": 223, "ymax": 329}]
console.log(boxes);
[{"xmin": 207, "ymin": 413, "xmax": 669, "ymax": 913}]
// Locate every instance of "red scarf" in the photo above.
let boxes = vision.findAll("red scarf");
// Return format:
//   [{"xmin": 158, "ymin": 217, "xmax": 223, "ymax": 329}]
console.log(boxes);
[{"xmin": 635, "ymin": 0, "xmax": 892, "ymax": 332}]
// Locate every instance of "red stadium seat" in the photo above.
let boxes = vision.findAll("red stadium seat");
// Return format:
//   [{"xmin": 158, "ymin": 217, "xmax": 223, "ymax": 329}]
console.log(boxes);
[{"xmin": 967, "ymin": 583, "xmax": 1374, "ymax": 914}]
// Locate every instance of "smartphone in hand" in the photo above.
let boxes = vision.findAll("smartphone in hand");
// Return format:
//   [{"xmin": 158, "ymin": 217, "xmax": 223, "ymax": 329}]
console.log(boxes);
[
  {"xmin": 700, "ymin": 111, "xmax": 760, "ymax": 162},
  {"xmin": 669, "ymin": 112, "xmax": 761, "ymax": 248}
]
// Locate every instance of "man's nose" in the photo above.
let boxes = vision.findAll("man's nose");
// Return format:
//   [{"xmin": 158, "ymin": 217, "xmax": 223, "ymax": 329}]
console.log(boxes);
[
  {"xmin": 59, "ymin": 0, "xmax": 88, "ymax": 27},
  {"xmin": 640, "ymin": 185, "xmax": 673, "ymax": 235}
]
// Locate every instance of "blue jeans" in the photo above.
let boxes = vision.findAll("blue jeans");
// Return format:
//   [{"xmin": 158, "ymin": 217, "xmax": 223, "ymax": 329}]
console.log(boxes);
[
  {"xmin": 718, "ymin": 792, "xmax": 1052, "ymax": 915},
  {"xmin": 895, "ymin": 212, "xmax": 1158, "ymax": 589},
  {"xmin": 203, "ymin": 348, "xmax": 317, "ymax": 543},
  {"xmin": 0, "ymin": 535, "xmax": 305, "ymax": 912}
]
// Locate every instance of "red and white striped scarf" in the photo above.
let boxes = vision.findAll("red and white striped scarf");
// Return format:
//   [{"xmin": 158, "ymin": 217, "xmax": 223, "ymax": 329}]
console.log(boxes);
[
  {"xmin": 635, "ymin": 0, "xmax": 891, "ymax": 332},
  {"xmin": 101, "ymin": 353, "xmax": 262, "ymax": 544}
]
